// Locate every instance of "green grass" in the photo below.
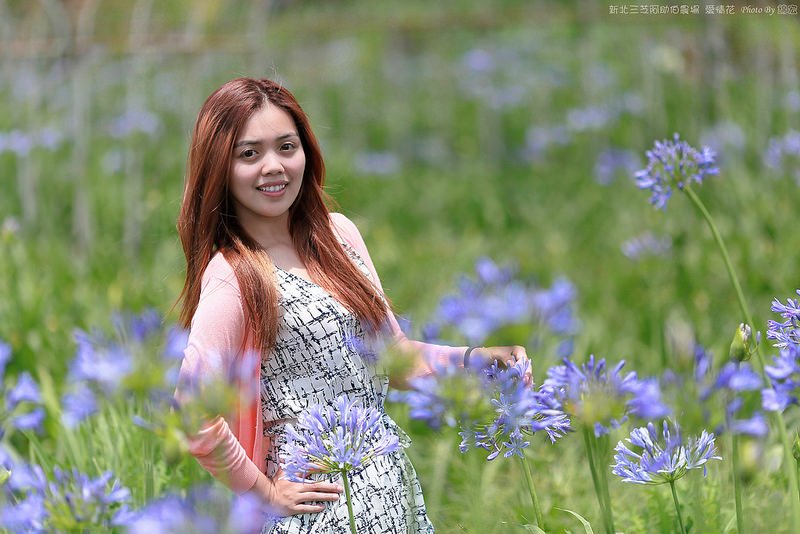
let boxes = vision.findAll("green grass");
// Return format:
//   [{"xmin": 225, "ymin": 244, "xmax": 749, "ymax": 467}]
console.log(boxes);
[{"xmin": 2, "ymin": 2, "xmax": 800, "ymax": 532}]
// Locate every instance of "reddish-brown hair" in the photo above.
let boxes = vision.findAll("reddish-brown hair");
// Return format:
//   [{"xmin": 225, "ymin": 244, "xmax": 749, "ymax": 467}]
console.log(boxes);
[{"xmin": 178, "ymin": 78, "xmax": 389, "ymax": 355}]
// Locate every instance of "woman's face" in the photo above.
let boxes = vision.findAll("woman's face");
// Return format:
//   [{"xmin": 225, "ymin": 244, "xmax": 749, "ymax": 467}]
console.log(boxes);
[{"xmin": 228, "ymin": 103, "xmax": 306, "ymax": 232}]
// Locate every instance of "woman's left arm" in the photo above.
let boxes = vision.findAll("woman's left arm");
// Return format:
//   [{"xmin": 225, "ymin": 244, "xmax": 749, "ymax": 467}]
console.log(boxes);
[{"xmin": 330, "ymin": 213, "xmax": 532, "ymax": 387}]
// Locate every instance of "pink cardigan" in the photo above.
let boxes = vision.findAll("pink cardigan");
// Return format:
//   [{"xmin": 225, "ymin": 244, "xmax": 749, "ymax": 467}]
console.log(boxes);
[{"xmin": 176, "ymin": 213, "xmax": 464, "ymax": 494}]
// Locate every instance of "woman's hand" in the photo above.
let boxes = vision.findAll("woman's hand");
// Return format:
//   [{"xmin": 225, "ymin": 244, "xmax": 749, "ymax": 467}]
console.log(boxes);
[
  {"xmin": 248, "ymin": 469, "xmax": 343, "ymax": 517},
  {"xmin": 471, "ymin": 345, "xmax": 532, "ymax": 385}
]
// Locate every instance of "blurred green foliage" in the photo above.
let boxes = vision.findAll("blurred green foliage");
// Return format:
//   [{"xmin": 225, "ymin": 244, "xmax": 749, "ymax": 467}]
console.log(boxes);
[{"xmin": 2, "ymin": 1, "xmax": 800, "ymax": 531}]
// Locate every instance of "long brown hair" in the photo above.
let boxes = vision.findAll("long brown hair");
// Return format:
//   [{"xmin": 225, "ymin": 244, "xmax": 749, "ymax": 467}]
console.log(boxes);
[{"xmin": 178, "ymin": 78, "xmax": 389, "ymax": 355}]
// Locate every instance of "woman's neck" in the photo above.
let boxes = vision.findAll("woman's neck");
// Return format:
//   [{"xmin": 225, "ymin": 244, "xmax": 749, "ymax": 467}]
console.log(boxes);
[{"xmin": 239, "ymin": 211, "xmax": 292, "ymax": 251}]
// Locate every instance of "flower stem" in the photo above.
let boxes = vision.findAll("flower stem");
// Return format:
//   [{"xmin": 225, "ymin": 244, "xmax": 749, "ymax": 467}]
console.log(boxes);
[
  {"xmin": 519, "ymin": 455, "xmax": 545, "ymax": 529},
  {"xmin": 669, "ymin": 480, "xmax": 687, "ymax": 534},
  {"xmin": 342, "ymin": 470, "xmax": 357, "ymax": 534},
  {"xmin": 597, "ymin": 433, "xmax": 615, "ymax": 534},
  {"xmin": 684, "ymin": 186, "xmax": 762, "ymax": 372},
  {"xmin": 684, "ymin": 184, "xmax": 800, "ymax": 531},
  {"xmin": 731, "ymin": 433, "xmax": 745, "ymax": 534},
  {"xmin": 582, "ymin": 426, "xmax": 615, "ymax": 534}
]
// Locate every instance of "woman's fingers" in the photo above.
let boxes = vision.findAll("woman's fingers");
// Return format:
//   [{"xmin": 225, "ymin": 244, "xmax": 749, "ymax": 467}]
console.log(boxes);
[
  {"xmin": 507, "ymin": 345, "xmax": 533, "ymax": 385},
  {"xmin": 296, "ymin": 490, "xmax": 342, "ymax": 502},
  {"xmin": 298, "ymin": 481, "xmax": 344, "ymax": 498},
  {"xmin": 292, "ymin": 503, "xmax": 327, "ymax": 514}
]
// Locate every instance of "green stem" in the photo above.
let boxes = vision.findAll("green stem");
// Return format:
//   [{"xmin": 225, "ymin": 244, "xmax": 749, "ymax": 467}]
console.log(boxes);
[
  {"xmin": 582, "ymin": 427, "xmax": 614, "ymax": 534},
  {"xmin": 519, "ymin": 455, "xmax": 545, "ymax": 529},
  {"xmin": 669, "ymin": 480, "xmax": 687, "ymax": 534},
  {"xmin": 731, "ymin": 434, "xmax": 745, "ymax": 534},
  {"xmin": 342, "ymin": 470, "xmax": 357, "ymax": 534},
  {"xmin": 796, "ymin": 459, "xmax": 800, "ymax": 514},
  {"xmin": 684, "ymin": 186, "xmax": 760, "ymax": 370},
  {"xmin": 596, "ymin": 434, "xmax": 616, "ymax": 534},
  {"xmin": 684, "ymin": 185, "xmax": 800, "ymax": 531}
]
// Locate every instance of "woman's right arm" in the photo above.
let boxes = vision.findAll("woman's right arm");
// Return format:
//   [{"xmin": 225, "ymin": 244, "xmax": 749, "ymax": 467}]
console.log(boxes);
[
  {"xmin": 175, "ymin": 259, "xmax": 264, "ymax": 494},
  {"xmin": 175, "ymin": 257, "xmax": 342, "ymax": 511}
]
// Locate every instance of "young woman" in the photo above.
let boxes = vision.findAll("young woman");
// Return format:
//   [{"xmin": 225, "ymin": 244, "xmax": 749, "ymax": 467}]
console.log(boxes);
[{"xmin": 175, "ymin": 77, "xmax": 530, "ymax": 533}]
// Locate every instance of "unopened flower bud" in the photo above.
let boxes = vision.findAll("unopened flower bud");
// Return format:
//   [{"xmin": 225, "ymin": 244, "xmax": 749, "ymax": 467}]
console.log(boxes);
[
  {"xmin": 729, "ymin": 323, "xmax": 753, "ymax": 362},
  {"xmin": 793, "ymin": 433, "xmax": 800, "ymax": 463}
]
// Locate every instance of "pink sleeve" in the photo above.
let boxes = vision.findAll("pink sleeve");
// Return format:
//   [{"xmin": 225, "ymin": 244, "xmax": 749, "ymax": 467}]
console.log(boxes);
[
  {"xmin": 330, "ymin": 213, "xmax": 466, "ymax": 372},
  {"xmin": 175, "ymin": 254, "xmax": 263, "ymax": 494}
]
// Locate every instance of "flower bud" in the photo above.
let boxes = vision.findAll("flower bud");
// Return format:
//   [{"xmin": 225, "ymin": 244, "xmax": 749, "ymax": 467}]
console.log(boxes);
[
  {"xmin": 729, "ymin": 323, "xmax": 753, "ymax": 362},
  {"xmin": 793, "ymin": 432, "xmax": 800, "ymax": 463}
]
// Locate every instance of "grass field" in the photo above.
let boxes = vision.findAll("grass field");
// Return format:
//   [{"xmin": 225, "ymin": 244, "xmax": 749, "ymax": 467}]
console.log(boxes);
[{"xmin": 2, "ymin": 1, "xmax": 800, "ymax": 532}]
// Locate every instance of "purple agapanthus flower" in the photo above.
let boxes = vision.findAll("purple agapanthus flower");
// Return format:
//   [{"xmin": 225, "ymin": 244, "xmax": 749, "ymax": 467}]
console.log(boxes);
[
  {"xmin": 762, "ymin": 290, "xmax": 800, "ymax": 412},
  {"xmin": 0, "ymin": 345, "xmax": 47, "ymax": 434},
  {"xmin": 0, "ymin": 494, "xmax": 46, "ymax": 533},
  {"xmin": 594, "ymin": 148, "xmax": 641, "ymax": 185},
  {"xmin": 542, "ymin": 355, "xmax": 669, "ymax": 436},
  {"xmin": 389, "ymin": 355, "xmax": 469, "ymax": 430},
  {"xmin": 431, "ymin": 257, "xmax": 579, "ymax": 348},
  {"xmin": 280, "ymin": 395, "xmax": 400, "ymax": 483},
  {"xmin": 2, "ymin": 464, "xmax": 131, "ymax": 531},
  {"xmin": 61, "ymin": 386, "xmax": 99, "ymax": 428},
  {"xmin": 662, "ymin": 343, "xmax": 767, "ymax": 437},
  {"xmin": 612, "ymin": 420, "xmax": 721, "ymax": 485},
  {"xmin": 125, "ymin": 485, "xmax": 269, "ymax": 534},
  {"xmin": 6, "ymin": 372, "xmax": 41, "ymax": 409},
  {"xmin": 458, "ymin": 359, "xmax": 570, "ymax": 461},
  {"xmin": 0, "ymin": 339, "xmax": 11, "ymax": 380},
  {"xmin": 635, "ymin": 133, "xmax": 719, "ymax": 210},
  {"xmin": 69, "ymin": 329, "xmax": 133, "ymax": 393},
  {"xmin": 621, "ymin": 232, "xmax": 672, "ymax": 261}
]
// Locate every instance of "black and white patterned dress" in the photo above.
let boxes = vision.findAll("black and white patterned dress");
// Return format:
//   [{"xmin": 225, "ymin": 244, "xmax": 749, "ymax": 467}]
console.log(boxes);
[{"xmin": 260, "ymin": 243, "xmax": 434, "ymax": 534}]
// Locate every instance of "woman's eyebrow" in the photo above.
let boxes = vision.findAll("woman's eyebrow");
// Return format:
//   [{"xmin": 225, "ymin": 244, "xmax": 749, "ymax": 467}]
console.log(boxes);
[{"xmin": 233, "ymin": 132, "xmax": 299, "ymax": 148}]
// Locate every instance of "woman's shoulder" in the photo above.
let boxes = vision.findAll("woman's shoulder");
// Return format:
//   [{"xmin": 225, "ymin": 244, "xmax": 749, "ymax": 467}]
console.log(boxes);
[
  {"xmin": 201, "ymin": 251, "xmax": 240, "ymax": 295},
  {"xmin": 329, "ymin": 211, "xmax": 356, "ymax": 232},
  {"xmin": 329, "ymin": 212, "xmax": 364, "ymax": 246}
]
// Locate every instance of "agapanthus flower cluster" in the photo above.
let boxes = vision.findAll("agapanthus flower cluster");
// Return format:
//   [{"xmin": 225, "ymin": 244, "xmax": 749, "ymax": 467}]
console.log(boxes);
[
  {"xmin": 612, "ymin": 420, "xmax": 721, "ymax": 485},
  {"xmin": 700, "ymin": 121, "xmax": 746, "ymax": 165},
  {"xmin": 621, "ymin": 231, "xmax": 672, "ymax": 261},
  {"xmin": 388, "ymin": 353, "xmax": 492, "ymax": 431},
  {"xmin": 124, "ymin": 485, "xmax": 269, "ymax": 534},
  {"xmin": 542, "ymin": 355, "xmax": 669, "ymax": 437},
  {"xmin": 661, "ymin": 342, "xmax": 768, "ymax": 437},
  {"xmin": 523, "ymin": 124, "xmax": 572, "ymax": 162},
  {"xmin": 635, "ymin": 133, "xmax": 719, "ymax": 210},
  {"xmin": 762, "ymin": 290, "xmax": 800, "ymax": 412},
  {"xmin": 0, "ymin": 127, "xmax": 64, "ymax": 157},
  {"xmin": 280, "ymin": 395, "xmax": 401, "ymax": 483},
  {"xmin": 61, "ymin": 309, "xmax": 188, "ymax": 428},
  {"xmin": 429, "ymin": 257, "xmax": 578, "ymax": 351},
  {"xmin": 458, "ymin": 360, "xmax": 570, "ymax": 460},
  {"xmin": 107, "ymin": 108, "xmax": 162, "ymax": 139},
  {"xmin": 0, "ymin": 339, "xmax": 45, "ymax": 435},
  {"xmin": 594, "ymin": 148, "xmax": 641, "ymax": 185},
  {"xmin": 1, "ymin": 461, "xmax": 131, "ymax": 531}
]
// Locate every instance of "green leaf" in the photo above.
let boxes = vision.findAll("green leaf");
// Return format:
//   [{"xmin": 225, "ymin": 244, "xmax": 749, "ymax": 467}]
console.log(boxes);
[
  {"xmin": 521, "ymin": 525, "xmax": 547, "ymax": 534},
  {"xmin": 556, "ymin": 507, "xmax": 594, "ymax": 534},
  {"xmin": 500, "ymin": 521, "xmax": 547, "ymax": 533}
]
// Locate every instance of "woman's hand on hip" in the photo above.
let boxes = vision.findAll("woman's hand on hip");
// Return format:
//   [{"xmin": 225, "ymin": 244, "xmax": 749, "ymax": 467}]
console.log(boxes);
[{"xmin": 250, "ymin": 469, "xmax": 343, "ymax": 517}]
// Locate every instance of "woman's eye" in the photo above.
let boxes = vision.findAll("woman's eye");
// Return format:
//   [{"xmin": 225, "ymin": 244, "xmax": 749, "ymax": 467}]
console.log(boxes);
[
  {"xmin": 280, "ymin": 142, "xmax": 295, "ymax": 152},
  {"xmin": 240, "ymin": 148, "xmax": 256, "ymax": 158}
]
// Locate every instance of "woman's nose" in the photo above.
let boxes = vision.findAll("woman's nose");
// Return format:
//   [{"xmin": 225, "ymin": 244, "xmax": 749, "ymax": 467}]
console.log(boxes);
[{"xmin": 261, "ymin": 153, "xmax": 284, "ymax": 175}]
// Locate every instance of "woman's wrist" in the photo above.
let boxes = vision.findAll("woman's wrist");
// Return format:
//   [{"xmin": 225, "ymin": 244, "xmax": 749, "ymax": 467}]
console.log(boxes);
[
  {"xmin": 247, "ymin": 471, "xmax": 275, "ymax": 503},
  {"xmin": 463, "ymin": 346, "xmax": 481, "ymax": 367}
]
